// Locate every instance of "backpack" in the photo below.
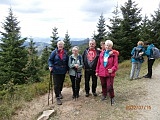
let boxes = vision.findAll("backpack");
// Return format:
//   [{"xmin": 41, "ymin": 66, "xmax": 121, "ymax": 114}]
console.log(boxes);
[
  {"xmin": 70, "ymin": 55, "xmax": 82, "ymax": 65},
  {"xmin": 132, "ymin": 47, "xmax": 143, "ymax": 60},
  {"xmin": 151, "ymin": 47, "xmax": 160, "ymax": 59}
]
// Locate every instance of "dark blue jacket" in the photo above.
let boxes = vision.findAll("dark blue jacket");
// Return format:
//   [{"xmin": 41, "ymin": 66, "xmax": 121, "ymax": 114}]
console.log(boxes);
[{"xmin": 48, "ymin": 48, "xmax": 69, "ymax": 74}]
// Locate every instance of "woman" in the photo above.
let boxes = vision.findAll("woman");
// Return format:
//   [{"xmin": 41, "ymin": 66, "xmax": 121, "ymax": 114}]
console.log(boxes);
[
  {"xmin": 130, "ymin": 41, "xmax": 145, "ymax": 80},
  {"xmin": 48, "ymin": 40, "xmax": 69, "ymax": 105},
  {"xmin": 96, "ymin": 40, "xmax": 118, "ymax": 105},
  {"xmin": 68, "ymin": 46, "xmax": 83, "ymax": 99}
]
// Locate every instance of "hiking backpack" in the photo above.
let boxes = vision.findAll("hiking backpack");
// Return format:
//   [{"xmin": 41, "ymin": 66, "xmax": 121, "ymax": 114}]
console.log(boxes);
[
  {"xmin": 70, "ymin": 55, "xmax": 82, "ymax": 65},
  {"xmin": 151, "ymin": 47, "xmax": 160, "ymax": 59},
  {"xmin": 132, "ymin": 47, "xmax": 143, "ymax": 60}
]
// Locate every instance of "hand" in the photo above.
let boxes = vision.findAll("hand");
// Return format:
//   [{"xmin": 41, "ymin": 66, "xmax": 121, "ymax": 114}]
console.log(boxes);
[
  {"xmin": 74, "ymin": 64, "xmax": 79, "ymax": 68},
  {"xmin": 139, "ymin": 52, "xmax": 144, "ymax": 56},
  {"xmin": 49, "ymin": 67, "xmax": 53, "ymax": 72},
  {"xmin": 95, "ymin": 73, "xmax": 98, "ymax": 76},
  {"xmin": 109, "ymin": 51, "xmax": 113, "ymax": 55},
  {"xmin": 108, "ymin": 69, "xmax": 112, "ymax": 73}
]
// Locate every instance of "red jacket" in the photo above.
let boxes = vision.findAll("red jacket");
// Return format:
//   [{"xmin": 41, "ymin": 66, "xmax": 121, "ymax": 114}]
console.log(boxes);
[{"xmin": 96, "ymin": 50, "xmax": 118, "ymax": 77}]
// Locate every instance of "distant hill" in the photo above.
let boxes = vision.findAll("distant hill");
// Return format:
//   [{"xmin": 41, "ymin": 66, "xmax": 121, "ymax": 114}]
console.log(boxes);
[{"xmin": 23, "ymin": 38, "xmax": 89, "ymax": 56}]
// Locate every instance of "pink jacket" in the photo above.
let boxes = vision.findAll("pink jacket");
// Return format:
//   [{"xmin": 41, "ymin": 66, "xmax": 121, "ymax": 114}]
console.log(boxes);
[{"xmin": 96, "ymin": 51, "xmax": 118, "ymax": 77}]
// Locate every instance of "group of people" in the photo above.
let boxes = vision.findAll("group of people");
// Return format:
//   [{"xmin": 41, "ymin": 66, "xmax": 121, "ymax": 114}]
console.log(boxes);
[
  {"xmin": 48, "ymin": 39, "xmax": 119, "ymax": 105},
  {"xmin": 48, "ymin": 39, "xmax": 156, "ymax": 106},
  {"xmin": 130, "ymin": 41, "xmax": 156, "ymax": 80}
]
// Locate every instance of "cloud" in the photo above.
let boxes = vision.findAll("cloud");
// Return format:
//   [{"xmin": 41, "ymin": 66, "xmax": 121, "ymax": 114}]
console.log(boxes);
[{"xmin": 80, "ymin": 0, "xmax": 115, "ymax": 21}]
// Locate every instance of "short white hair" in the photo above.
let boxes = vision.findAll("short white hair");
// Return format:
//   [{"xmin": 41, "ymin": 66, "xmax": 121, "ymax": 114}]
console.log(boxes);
[
  {"xmin": 72, "ymin": 46, "xmax": 79, "ymax": 50},
  {"xmin": 57, "ymin": 40, "xmax": 64, "ymax": 46},
  {"xmin": 105, "ymin": 40, "xmax": 113, "ymax": 47}
]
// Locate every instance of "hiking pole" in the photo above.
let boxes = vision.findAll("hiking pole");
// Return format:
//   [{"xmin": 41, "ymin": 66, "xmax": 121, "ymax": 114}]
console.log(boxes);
[
  {"xmin": 75, "ymin": 69, "xmax": 78, "ymax": 101},
  {"xmin": 48, "ymin": 71, "xmax": 53, "ymax": 105},
  {"xmin": 109, "ymin": 73, "xmax": 113, "ymax": 106}
]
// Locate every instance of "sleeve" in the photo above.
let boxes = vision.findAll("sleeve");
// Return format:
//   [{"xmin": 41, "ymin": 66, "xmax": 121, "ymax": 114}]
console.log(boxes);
[
  {"xmin": 111, "ymin": 55, "xmax": 118, "ymax": 73},
  {"xmin": 77, "ymin": 55, "xmax": 83, "ymax": 71},
  {"xmin": 112, "ymin": 50, "xmax": 119, "ymax": 56},
  {"xmin": 68, "ymin": 56, "xmax": 75, "ymax": 69},
  {"xmin": 145, "ymin": 46, "xmax": 151, "ymax": 56},
  {"xmin": 48, "ymin": 51, "xmax": 55, "ymax": 67},
  {"xmin": 131, "ymin": 47, "xmax": 135, "ymax": 56},
  {"xmin": 96, "ymin": 56, "xmax": 100, "ymax": 73}
]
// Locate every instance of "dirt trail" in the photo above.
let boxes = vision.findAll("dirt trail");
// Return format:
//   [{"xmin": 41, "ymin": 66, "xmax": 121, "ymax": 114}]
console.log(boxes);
[{"xmin": 12, "ymin": 64, "xmax": 160, "ymax": 120}]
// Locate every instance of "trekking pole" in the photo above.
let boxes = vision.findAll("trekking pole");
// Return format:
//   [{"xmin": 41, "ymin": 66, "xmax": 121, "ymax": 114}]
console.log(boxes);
[
  {"xmin": 48, "ymin": 71, "xmax": 53, "ymax": 105},
  {"xmin": 109, "ymin": 73, "xmax": 113, "ymax": 106},
  {"xmin": 75, "ymin": 69, "xmax": 78, "ymax": 101}
]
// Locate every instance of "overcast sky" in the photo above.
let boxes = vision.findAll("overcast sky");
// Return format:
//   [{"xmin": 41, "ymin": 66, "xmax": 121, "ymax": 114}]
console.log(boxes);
[{"xmin": 0, "ymin": 0, "xmax": 160, "ymax": 40}]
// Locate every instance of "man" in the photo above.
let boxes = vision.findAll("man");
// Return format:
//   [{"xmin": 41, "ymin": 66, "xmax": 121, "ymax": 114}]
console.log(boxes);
[
  {"xmin": 82, "ymin": 39, "xmax": 100, "ymax": 97},
  {"xmin": 143, "ymin": 41, "xmax": 155, "ymax": 79}
]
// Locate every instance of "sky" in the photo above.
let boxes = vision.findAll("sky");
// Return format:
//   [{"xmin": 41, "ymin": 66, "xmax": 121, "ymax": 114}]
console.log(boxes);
[{"xmin": 0, "ymin": 0, "xmax": 160, "ymax": 41}]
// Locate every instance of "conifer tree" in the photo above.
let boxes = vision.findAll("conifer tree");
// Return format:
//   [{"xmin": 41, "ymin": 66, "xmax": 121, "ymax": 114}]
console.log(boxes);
[
  {"xmin": 24, "ymin": 38, "xmax": 41, "ymax": 83},
  {"xmin": 50, "ymin": 27, "xmax": 59, "ymax": 51},
  {"xmin": 120, "ymin": 0, "xmax": 142, "ymax": 60},
  {"xmin": 150, "ymin": 6, "xmax": 160, "ymax": 46},
  {"xmin": 0, "ymin": 8, "xmax": 27, "ymax": 85},
  {"xmin": 40, "ymin": 46, "xmax": 50, "ymax": 70},
  {"xmin": 64, "ymin": 31, "xmax": 72, "ymax": 55},
  {"xmin": 94, "ymin": 14, "xmax": 107, "ymax": 48},
  {"xmin": 107, "ymin": 4, "xmax": 122, "ymax": 59},
  {"xmin": 139, "ymin": 15, "xmax": 152, "ymax": 42}
]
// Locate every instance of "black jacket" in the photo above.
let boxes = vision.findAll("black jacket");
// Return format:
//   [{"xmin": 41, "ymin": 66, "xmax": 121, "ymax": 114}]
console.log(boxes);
[{"xmin": 82, "ymin": 48, "xmax": 100, "ymax": 70}]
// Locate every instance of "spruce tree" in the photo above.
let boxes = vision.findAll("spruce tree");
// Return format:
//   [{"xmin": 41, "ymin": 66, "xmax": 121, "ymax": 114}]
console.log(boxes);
[
  {"xmin": 50, "ymin": 27, "xmax": 59, "ymax": 51},
  {"xmin": 120, "ymin": 0, "xmax": 142, "ymax": 60},
  {"xmin": 24, "ymin": 38, "xmax": 41, "ymax": 83},
  {"xmin": 40, "ymin": 46, "xmax": 50, "ymax": 70},
  {"xmin": 64, "ymin": 31, "xmax": 72, "ymax": 54},
  {"xmin": 139, "ymin": 15, "xmax": 152, "ymax": 42},
  {"xmin": 0, "ymin": 8, "xmax": 27, "ymax": 85},
  {"xmin": 150, "ymin": 5, "xmax": 160, "ymax": 46},
  {"xmin": 107, "ymin": 4, "xmax": 123, "ymax": 61},
  {"xmin": 94, "ymin": 14, "xmax": 107, "ymax": 48}
]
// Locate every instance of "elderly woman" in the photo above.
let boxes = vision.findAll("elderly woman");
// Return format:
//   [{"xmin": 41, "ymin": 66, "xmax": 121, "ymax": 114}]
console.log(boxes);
[
  {"xmin": 96, "ymin": 40, "xmax": 118, "ymax": 105},
  {"xmin": 48, "ymin": 40, "xmax": 69, "ymax": 105},
  {"xmin": 68, "ymin": 46, "xmax": 83, "ymax": 99}
]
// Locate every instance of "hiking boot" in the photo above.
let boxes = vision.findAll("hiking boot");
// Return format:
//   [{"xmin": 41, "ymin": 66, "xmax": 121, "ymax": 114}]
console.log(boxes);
[
  {"xmin": 111, "ymin": 98, "xmax": 115, "ymax": 106},
  {"xmin": 56, "ymin": 98, "xmax": 62, "ymax": 105},
  {"xmin": 101, "ymin": 95, "xmax": 107, "ymax": 101},
  {"xmin": 59, "ymin": 93, "xmax": 63, "ymax": 99},
  {"xmin": 93, "ymin": 92, "xmax": 97, "ymax": 97},
  {"xmin": 85, "ymin": 93, "xmax": 89, "ymax": 97}
]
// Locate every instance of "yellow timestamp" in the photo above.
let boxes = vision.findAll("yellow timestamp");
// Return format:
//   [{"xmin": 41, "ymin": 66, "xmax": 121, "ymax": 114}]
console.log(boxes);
[{"xmin": 126, "ymin": 105, "xmax": 151, "ymax": 110}]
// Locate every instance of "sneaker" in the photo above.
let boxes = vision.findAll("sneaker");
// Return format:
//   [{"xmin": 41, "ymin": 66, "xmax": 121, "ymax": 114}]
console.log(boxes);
[
  {"xmin": 56, "ymin": 98, "xmax": 62, "ymax": 105},
  {"xmin": 101, "ymin": 96, "xmax": 107, "ymax": 101},
  {"xmin": 59, "ymin": 93, "xmax": 63, "ymax": 99},
  {"xmin": 93, "ymin": 92, "xmax": 97, "ymax": 97},
  {"xmin": 85, "ymin": 93, "xmax": 89, "ymax": 97}
]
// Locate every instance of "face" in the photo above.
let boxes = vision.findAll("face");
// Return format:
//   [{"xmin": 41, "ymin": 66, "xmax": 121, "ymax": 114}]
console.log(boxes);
[
  {"xmin": 101, "ymin": 43, "xmax": 105, "ymax": 50},
  {"xmin": 57, "ymin": 43, "xmax": 64, "ymax": 50},
  {"xmin": 105, "ymin": 43, "xmax": 112, "ymax": 50},
  {"xmin": 89, "ymin": 41, "xmax": 96, "ymax": 49},
  {"xmin": 72, "ymin": 48, "xmax": 78, "ymax": 55}
]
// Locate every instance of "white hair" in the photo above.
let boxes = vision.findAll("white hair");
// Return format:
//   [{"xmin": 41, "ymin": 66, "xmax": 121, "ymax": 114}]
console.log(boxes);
[
  {"xmin": 72, "ymin": 46, "xmax": 79, "ymax": 50},
  {"xmin": 105, "ymin": 40, "xmax": 113, "ymax": 47},
  {"xmin": 57, "ymin": 40, "xmax": 64, "ymax": 46}
]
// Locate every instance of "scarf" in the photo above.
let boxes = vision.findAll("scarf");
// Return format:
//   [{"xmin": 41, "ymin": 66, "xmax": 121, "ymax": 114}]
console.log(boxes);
[{"xmin": 103, "ymin": 50, "xmax": 110, "ymax": 67}]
